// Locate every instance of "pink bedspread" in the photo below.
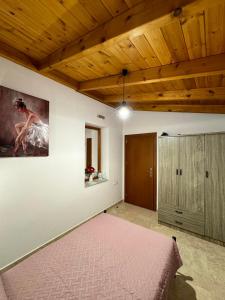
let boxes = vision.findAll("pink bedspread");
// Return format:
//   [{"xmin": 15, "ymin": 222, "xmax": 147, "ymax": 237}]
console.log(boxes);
[{"xmin": 1, "ymin": 213, "xmax": 182, "ymax": 300}]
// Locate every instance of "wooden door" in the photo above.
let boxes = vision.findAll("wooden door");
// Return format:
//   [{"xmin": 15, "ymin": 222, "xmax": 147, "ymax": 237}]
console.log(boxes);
[
  {"xmin": 125, "ymin": 133, "xmax": 157, "ymax": 210},
  {"xmin": 158, "ymin": 137, "xmax": 179, "ymax": 210},
  {"xmin": 205, "ymin": 134, "xmax": 225, "ymax": 242},
  {"xmin": 179, "ymin": 136, "xmax": 205, "ymax": 216}
]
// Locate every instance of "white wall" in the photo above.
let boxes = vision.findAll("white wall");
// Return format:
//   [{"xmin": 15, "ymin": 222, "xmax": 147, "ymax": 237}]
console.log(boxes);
[
  {"xmin": 2, "ymin": 56, "xmax": 225, "ymax": 270},
  {"xmin": 122, "ymin": 111, "xmax": 225, "ymax": 204},
  {"xmin": 0, "ymin": 58, "xmax": 123, "ymax": 269},
  {"xmin": 123, "ymin": 111, "xmax": 225, "ymax": 136}
]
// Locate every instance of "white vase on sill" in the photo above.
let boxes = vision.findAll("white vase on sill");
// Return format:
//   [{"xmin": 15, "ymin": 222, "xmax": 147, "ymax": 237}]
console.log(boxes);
[{"xmin": 89, "ymin": 174, "xmax": 93, "ymax": 182}]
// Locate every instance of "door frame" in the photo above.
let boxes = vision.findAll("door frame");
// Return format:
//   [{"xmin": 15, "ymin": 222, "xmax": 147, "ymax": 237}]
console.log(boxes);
[{"xmin": 124, "ymin": 132, "xmax": 157, "ymax": 211}]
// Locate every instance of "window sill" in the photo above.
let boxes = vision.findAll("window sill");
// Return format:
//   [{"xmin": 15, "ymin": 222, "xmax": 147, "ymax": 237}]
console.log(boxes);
[{"xmin": 85, "ymin": 178, "xmax": 108, "ymax": 188}]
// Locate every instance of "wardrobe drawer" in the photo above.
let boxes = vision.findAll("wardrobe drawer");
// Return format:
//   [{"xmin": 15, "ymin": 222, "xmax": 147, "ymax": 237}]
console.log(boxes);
[
  {"xmin": 158, "ymin": 206, "xmax": 204, "ymax": 225},
  {"xmin": 158, "ymin": 213, "xmax": 205, "ymax": 235}
]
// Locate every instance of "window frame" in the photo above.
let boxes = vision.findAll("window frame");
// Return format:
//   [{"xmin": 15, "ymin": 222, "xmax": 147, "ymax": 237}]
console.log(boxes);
[{"xmin": 85, "ymin": 125, "xmax": 101, "ymax": 173}]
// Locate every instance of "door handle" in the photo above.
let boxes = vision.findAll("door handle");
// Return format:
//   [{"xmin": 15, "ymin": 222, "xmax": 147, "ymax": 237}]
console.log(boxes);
[
  {"xmin": 175, "ymin": 220, "xmax": 183, "ymax": 225},
  {"xmin": 176, "ymin": 169, "xmax": 179, "ymax": 175},
  {"xmin": 180, "ymin": 169, "xmax": 182, "ymax": 176},
  {"xmin": 149, "ymin": 167, "xmax": 153, "ymax": 178},
  {"xmin": 206, "ymin": 171, "xmax": 209, "ymax": 178}
]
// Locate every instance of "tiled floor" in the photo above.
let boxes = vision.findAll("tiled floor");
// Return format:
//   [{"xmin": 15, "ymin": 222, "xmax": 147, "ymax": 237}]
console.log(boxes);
[{"xmin": 108, "ymin": 202, "xmax": 225, "ymax": 300}]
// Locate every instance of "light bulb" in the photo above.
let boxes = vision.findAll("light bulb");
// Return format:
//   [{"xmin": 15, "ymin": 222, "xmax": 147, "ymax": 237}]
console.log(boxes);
[{"xmin": 117, "ymin": 104, "xmax": 131, "ymax": 120}]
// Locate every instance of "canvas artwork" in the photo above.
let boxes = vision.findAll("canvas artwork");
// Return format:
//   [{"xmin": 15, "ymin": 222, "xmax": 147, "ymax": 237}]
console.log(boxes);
[{"xmin": 0, "ymin": 85, "xmax": 49, "ymax": 157}]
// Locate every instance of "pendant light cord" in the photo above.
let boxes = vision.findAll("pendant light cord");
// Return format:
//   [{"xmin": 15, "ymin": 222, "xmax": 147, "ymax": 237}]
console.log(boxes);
[
  {"xmin": 118, "ymin": 69, "xmax": 130, "ymax": 120},
  {"xmin": 121, "ymin": 69, "xmax": 128, "ymax": 105},
  {"xmin": 123, "ymin": 73, "xmax": 125, "ymax": 104}
]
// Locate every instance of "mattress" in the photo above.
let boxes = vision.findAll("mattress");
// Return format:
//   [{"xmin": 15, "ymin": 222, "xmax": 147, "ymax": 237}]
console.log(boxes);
[{"xmin": 1, "ymin": 213, "xmax": 182, "ymax": 299}]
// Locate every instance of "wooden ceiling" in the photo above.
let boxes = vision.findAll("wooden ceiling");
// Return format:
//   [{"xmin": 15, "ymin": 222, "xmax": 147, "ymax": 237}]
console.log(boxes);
[{"xmin": 1, "ymin": 0, "xmax": 225, "ymax": 113}]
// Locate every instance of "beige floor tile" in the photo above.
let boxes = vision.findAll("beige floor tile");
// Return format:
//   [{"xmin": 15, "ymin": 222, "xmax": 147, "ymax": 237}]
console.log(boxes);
[{"xmin": 108, "ymin": 202, "xmax": 225, "ymax": 300}]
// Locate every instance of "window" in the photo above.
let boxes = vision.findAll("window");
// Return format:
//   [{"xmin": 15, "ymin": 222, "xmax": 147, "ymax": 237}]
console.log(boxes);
[{"xmin": 85, "ymin": 125, "xmax": 107, "ymax": 186}]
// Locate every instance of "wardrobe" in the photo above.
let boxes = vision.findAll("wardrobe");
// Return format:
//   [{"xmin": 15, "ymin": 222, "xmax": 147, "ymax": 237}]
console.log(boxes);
[{"xmin": 158, "ymin": 133, "xmax": 225, "ymax": 243}]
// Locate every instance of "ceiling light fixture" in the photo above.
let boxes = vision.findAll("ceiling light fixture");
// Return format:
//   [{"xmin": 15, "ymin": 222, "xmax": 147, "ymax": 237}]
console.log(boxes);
[{"xmin": 117, "ymin": 69, "xmax": 132, "ymax": 120}]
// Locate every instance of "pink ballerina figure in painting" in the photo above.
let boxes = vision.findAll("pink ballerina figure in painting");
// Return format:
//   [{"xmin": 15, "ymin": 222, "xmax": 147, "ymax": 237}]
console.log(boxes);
[{"xmin": 13, "ymin": 98, "xmax": 48, "ymax": 156}]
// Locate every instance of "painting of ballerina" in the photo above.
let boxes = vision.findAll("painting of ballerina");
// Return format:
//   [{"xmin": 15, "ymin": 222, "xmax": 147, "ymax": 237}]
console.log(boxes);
[{"xmin": 0, "ymin": 86, "xmax": 49, "ymax": 157}]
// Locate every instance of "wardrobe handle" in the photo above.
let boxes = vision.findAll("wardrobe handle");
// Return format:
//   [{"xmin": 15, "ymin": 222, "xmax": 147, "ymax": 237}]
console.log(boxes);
[
  {"xmin": 176, "ymin": 169, "xmax": 179, "ymax": 175},
  {"xmin": 175, "ymin": 210, "xmax": 183, "ymax": 214},
  {"xmin": 206, "ymin": 171, "xmax": 209, "ymax": 178},
  {"xmin": 175, "ymin": 220, "xmax": 183, "ymax": 225},
  {"xmin": 180, "ymin": 169, "xmax": 182, "ymax": 176}
]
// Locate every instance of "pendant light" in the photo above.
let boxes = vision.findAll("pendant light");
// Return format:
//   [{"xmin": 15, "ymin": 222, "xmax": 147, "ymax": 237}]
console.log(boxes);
[{"xmin": 117, "ymin": 69, "xmax": 131, "ymax": 120}]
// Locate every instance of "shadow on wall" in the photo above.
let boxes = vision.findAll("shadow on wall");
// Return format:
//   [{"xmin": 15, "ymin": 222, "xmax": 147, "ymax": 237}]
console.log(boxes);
[{"xmin": 168, "ymin": 273, "xmax": 197, "ymax": 300}]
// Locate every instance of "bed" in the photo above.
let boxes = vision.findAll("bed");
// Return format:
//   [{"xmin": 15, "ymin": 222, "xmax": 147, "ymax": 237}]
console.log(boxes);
[{"xmin": 0, "ymin": 213, "xmax": 182, "ymax": 299}]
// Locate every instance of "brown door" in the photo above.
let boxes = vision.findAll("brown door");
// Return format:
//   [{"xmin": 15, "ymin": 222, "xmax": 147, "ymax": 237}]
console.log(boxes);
[{"xmin": 125, "ymin": 133, "xmax": 157, "ymax": 210}]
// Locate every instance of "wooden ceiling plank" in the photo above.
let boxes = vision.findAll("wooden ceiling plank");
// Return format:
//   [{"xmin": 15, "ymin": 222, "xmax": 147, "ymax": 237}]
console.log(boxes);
[
  {"xmin": 0, "ymin": 42, "xmax": 79, "ymax": 90},
  {"xmin": 63, "ymin": 55, "xmax": 109, "ymax": 80},
  {"xmin": 80, "ymin": 56, "xmax": 109, "ymax": 78},
  {"xmin": 161, "ymin": 20, "xmax": 189, "ymax": 62},
  {"xmin": 103, "ymin": 87, "xmax": 225, "ymax": 102},
  {"xmin": 130, "ymin": 34, "xmax": 161, "ymax": 67},
  {"xmin": 56, "ymin": 64, "xmax": 90, "ymax": 82},
  {"xmin": 39, "ymin": 0, "xmax": 88, "ymax": 37},
  {"xmin": 58, "ymin": 1, "xmax": 99, "ymax": 31},
  {"xmin": 129, "ymin": 83, "xmax": 156, "ymax": 93},
  {"xmin": 161, "ymin": 80, "xmax": 186, "ymax": 91},
  {"xmin": 195, "ymin": 74, "xmax": 224, "ymax": 88},
  {"xmin": 222, "ymin": 76, "xmax": 225, "ymax": 87},
  {"xmin": 0, "ymin": 11, "xmax": 45, "ymax": 44},
  {"xmin": 83, "ymin": 90, "xmax": 112, "ymax": 105},
  {"xmin": 0, "ymin": 41, "xmax": 37, "ymax": 70},
  {"xmin": 0, "ymin": 2, "xmax": 54, "ymax": 37},
  {"xmin": 206, "ymin": 75, "xmax": 224, "ymax": 87},
  {"xmin": 46, "ymin": 70, "xmax": 79, "ymax": 90},
  {"xmin": 98, "ymin": 49, "xmax": 124, "ymax": 72},
  {"xmin": 100, "ymin": 0, "xmax": 129, "ymax": 17},
  {"xmin": 0, "ymin": 14, "xmax": 53, "ymax": 59},
  {"xmin": 117, "ymin": 39, "xmax": 150, "ymax": 69},
  {"xmin": 181, "ymin": 10, "xmax": 206, "ymax": 59},
  {"xmin": 77, "ymin": 0, "xmax": 112, "ymax": 25},
  {"xmin": 205, "ymin": 2, "xmax": 225, "ymax": 56},
  {"xmin": 100, "ymin": 87, "xmax": 124, "ymax": 95},
  {"xmin": 88, "ymin": 51, "xmax": 120, "ymax": 76},
  {"xmin": 62, "ymin": 59, "xmax": 100, "ymax": 81},
  {"xmin": 194, "ymin": 76, "xmax": 206, "ymax": 88},
  {"xmin": 108, "ymin": 99, "xmax": 225, "ymax": 106},
  {"xmin": 79, "ymin": 53, "xmax": 225, "ymax": 91},
  {"xmin": 107, "ymin": 44, "xmax": 133, "ymax": 65},
  {"xmin": 106, "ymin": 44, "xmax": 139, "ymax": 72},
  {"xmin": 74, "ymin": 55, "xmax": 108, "ymax": 79},
  {"xmin": 145, "ymin": 28, "xmax": 173, "ymax": 65},
  {"xmin": 129, "ymin": 104, "xmax": 225, "ymax": 114},
  {"xmin": 182, "ymin": 78, "xmax": 197, "ymax": 89},
  {"xmin": 39, "ymin": 0, "xmax": 206, "ymax": 71},
  {"xmin": 124, "ymin": 0, "xmax": 143, "ymax": 8},
  {"xmin": 0, "ymin": 0, "xmax": 78, "ymax": 48},
  {"xmin": 0, "ymin": 23, "xmax": 46, "ymax": 60},
  {"xmin": 0, "ymin": 1, "xmax": 83, "ymax": 58},
  {"xmin": 98, "ymin": 49, "xmax": 125, "ymax": 72}
]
